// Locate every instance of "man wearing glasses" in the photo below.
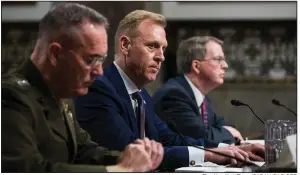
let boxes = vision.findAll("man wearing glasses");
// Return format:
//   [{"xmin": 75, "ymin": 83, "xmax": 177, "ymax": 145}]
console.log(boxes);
[
  {"xmin": 2, "ymin": 3, "xmax": 163, "ymax": 172},
  {"xmin": 153, "ymin": 36, "xmax": 244, "ymax": 144}
]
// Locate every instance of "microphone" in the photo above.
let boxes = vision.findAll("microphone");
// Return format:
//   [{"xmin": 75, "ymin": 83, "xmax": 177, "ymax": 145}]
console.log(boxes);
[
  {"xmin": 272, "ymin": 99, "xmax": 297, "ymax": 117},
  {"xmin": 231, "ymin": 100, "xmax": 265, "ymax": 124},
  {"xmin": 167, "ymin": 121, "xmax": 258, "ymax": 167},
  {"xmin": 231, "ymin": 100, "xmax": 246, "ymax": 106}
]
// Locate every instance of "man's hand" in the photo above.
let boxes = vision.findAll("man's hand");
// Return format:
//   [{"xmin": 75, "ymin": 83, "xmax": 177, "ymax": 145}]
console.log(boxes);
[
  {"xmin": 223, "ymin": 126, "xmax": 244, "ymax": 141},
  {"xmin": 205, "ymin": 145, "xmax": 249, "ymax": 167},
  {"xmin": 238, "ymin": 143, "xmax": 265, "ymax": 161},
  {"xmin": 135, "ymin": 138, "xmax": 164, "ymax": 170},
  {"xmin": 109, "ymin": 142, "xmax": 153, "ymax": 172}
]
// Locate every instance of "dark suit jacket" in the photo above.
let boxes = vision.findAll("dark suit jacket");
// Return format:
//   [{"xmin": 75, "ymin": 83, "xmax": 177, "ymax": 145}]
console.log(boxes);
[
  {"xmin": 1, "ymin": 60, "xmax": 119, "ymax": 172},
  {"xmin": 152, "ymin": 76, "xmax": 235, "ymax": 144},
  {"xmin": 74, "ymin": 64, "xmax": 219, "ymax": 169}
]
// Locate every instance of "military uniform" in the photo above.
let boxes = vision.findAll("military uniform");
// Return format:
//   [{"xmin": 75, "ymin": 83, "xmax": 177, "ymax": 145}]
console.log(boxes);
[{"xmin": 2, "ymin": 60, "xmax": 120, "ymax": 172}]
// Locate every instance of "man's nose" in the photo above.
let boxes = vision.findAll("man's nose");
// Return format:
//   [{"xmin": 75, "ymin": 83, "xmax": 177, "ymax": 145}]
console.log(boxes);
[
  {"xmin": 221, "ymin": 60, "xmax": 228, "ymax": 69},
  {"xmin": 154, "ymin": 48, "xmax": 165, "ymax": 62},
  {"xmin": 91, "ymin": 63, "xmax": 103, "ymax": 77}
]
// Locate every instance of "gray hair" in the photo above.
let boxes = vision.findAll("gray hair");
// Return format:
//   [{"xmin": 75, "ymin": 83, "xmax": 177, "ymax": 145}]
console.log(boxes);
[
  {"xmin": 176, "ymin": 36, "xmax": 223, "ymax": 75},
  {"xmin": 38, "ymin": 3, "xmax": 108, "ymax": 46}
]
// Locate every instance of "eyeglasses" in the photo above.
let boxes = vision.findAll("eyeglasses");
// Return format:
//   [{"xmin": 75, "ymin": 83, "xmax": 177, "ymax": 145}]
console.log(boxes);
[
  {"xmin": 69, "ymin": 50, "xmax": 107, "ymax": 68},
  {"xmin": 199, "ymin": 57, "xmax": 227, "ymax": 66},
  {"xmin": 84, "ymin": 55, "xmax": 107, "ymax": 67},
  {"xmin": 210, "ymin": 57, "xmax": 227, "ymax": 65}
]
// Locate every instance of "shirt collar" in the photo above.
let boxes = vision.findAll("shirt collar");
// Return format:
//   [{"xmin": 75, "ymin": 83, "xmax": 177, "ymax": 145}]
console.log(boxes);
[
  {"xmin": 184, "ymin": 75, "xmax": 205, "ymax": 107},
  {"xmin": 114, "ymin": 61, "xmax": 139, "ymax": 95}
]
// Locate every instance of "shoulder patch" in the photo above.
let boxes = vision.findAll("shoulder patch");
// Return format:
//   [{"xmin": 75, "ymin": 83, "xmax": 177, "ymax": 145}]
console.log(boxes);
[
  {"xmin": 2, "ymin": 75, "xmax": 31, "ymax": 92},
  {"xmin": 13, "ymin": 77, "xmax": 31, "ymax": 90},
  {"xmin": 16, "ymin": 79, "xmax": 29, "ymax": 87}
]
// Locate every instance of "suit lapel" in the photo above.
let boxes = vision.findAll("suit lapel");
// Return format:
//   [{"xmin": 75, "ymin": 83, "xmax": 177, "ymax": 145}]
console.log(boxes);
[
  {"xmin": 62, "ymin": 102, "xmax": 77, "ymax": 160},
  {"xmin": 141, "ymin": 90, "xmax": 157, "ymax": 140},
  {"xmin": 143, "ymin": 105, "xmax": 152, "ymax": 139},
  {"xmin": 177, "ymin": 76, "xmax": 212, "ymax": 125},
  {"xmin": 175, "ymin": 76, "xmax": 200, "ymax": 115},
  {"xmin": 21, "ymin": 60, "xmax": 78, "ymax": 160},
  {"xmin": 41, "ymin": 99, "xmax": 69, "ymax": 142},
  {"xmin": 22, "ymin": 60, "xmax": 70, "ymax": 144},
  {"xmin": 105, "ymin": 65, "xmax": 139, "ymax": 136}
]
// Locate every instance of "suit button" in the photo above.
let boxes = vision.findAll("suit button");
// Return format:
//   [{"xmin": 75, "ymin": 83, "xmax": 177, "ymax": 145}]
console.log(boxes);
[{"xmin": 190, "ymin": 160, "xmax": 196, "ymax": 166}]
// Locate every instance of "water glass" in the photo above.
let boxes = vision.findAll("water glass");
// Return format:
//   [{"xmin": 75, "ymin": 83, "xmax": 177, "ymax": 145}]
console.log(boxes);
[{"xmin": 264, "ymin": 120, "xmax": 297, "ymax": 165}]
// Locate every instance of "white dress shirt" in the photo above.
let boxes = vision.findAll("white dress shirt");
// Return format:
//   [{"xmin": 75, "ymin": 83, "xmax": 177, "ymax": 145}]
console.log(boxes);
[
  {"xmin": 184, "ymin": 75, "xmax": 217, "ymax": 119},
  {"xmin": 114, "ymin": 62, "xmax": 208, "ymax": 166},
  {"xmin": 114, "ymin": 62, "xmax": 140, "ymax": 112},
  {"xmin": 184, "ymin": 75, "xmax": 205, "ymax": 114}
]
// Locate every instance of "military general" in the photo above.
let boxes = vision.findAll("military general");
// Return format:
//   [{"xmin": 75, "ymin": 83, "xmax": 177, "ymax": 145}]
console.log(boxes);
[{"xmin": 2, "ymin": 3, "xmax": 163, "ymax": 172}]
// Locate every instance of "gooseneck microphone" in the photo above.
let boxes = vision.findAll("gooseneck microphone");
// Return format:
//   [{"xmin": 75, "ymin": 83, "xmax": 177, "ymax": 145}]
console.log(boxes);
[
  {"xmin": 231, "ymin": 100, "xmax": 265, "ymax": 124},
  {"xmin": 272, "ymin": 99, "xmax": 297, "ymax": 117},
  {"xmin": 167, "ymin": 121, "xmax": 258, "ymax": 167}
]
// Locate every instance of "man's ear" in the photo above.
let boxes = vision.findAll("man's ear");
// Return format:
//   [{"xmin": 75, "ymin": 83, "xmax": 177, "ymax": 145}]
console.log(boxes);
[
  {"xmin": 120, "ymin": 36, "xmax": 131, "ymax": 55},
  {"xmin": 192, "ymin": 60, "xmax": 201, "ymax": 74},
  {"xmin": 48, "ymin": 42, "xmax": 62, "ymax": 66}
]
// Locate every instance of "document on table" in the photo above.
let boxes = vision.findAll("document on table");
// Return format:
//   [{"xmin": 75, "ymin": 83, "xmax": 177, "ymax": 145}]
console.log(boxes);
[
  {"xmin": 249, "ymin": 161, "xmax": 265, "ymax": 167},
  {"xmin": 175, "ymin": 161, "xmax": 265, "ymax": 172},
  {"xmin": 175, "ymin": 166, "xmax": 250, "ymax": 172},
  {"xmin": 241, "ymin": 139, "xmax": 264, "ymax": 145}
]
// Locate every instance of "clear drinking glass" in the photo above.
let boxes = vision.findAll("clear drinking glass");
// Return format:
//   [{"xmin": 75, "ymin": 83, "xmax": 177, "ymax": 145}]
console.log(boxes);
[{"xmin": 264, "ymin": 120, "xmax": 297, "ymax": 165}]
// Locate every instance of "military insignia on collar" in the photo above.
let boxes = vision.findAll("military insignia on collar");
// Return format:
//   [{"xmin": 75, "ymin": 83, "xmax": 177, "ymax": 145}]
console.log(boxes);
[
  {"xmin": 62, "ymin": 102, "xmax": 74, "ymax": 123},
  {"xmin": 62, "ymin": 102, "xmax": 69, "ymax": 114},
  {"xmin": 67, "ymin": 111, "xmax": 74, "ymax": 123}
]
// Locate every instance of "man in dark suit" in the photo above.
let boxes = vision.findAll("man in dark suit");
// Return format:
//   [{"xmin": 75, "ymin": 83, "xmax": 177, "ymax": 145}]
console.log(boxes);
[
  {"xmin": 2, "ymin": 3, "xmax": 163, "ymax": 172},
  {"xmin": 74, "ymin": 10, "xmax": 264, "ymax": 170},
  {"xmin": 152, "ymin": 36, "xmax": 243, "ymax": 144}
]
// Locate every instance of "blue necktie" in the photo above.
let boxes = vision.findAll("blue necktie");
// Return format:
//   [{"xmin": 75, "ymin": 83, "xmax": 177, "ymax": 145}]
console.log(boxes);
[{"xmin": 132, "ymin": 91, "xmax": 145, "ymax": 139}]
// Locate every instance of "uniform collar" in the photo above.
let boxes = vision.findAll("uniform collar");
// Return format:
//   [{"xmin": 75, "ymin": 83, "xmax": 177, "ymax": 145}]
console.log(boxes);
[{"xmin": 21, "ymin": 59, "xmax": 54, "ymax": 99}]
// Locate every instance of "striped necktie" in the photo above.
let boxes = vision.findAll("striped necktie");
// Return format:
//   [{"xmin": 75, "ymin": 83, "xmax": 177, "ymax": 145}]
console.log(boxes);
[
  {"xmin": 201, "ymin": 99, "xmax": 208, "ymax": 127},
  {"xmin": 132, "ymin": 91, "xmax": 145, "ymax": 139}
]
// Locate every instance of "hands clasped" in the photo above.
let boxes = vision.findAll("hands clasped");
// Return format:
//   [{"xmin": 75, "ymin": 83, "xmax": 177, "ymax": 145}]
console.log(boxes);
[
  {"xmin": 205, "ymin": 143, "xmax": 265, "ymax": 167},
  {"xmin": 117, "ymin": 138, "xmax": 164, "ymax": 172}
]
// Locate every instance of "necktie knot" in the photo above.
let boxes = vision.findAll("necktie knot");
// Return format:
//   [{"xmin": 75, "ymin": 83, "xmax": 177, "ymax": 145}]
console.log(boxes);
[
  {"xmin": 201, "ymin": 99, "xmax": 206, "ymax": 109},
  {"xmin": 132, "ymin": 91, "xmax": 143, "ymax": 102}
]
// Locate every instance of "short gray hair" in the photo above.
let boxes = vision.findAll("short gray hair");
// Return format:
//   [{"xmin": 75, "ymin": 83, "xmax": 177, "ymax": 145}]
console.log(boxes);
[
  {"xmin": 176, "ymin": 36, "xmax": 223, "ymax": 75},
  {"xmin": 39, "ymin": 3, "xmax": 109, "ymax": 45}
]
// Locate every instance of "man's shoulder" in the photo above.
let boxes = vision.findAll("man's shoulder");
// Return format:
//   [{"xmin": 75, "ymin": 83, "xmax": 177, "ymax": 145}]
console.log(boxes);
[
  {"xmin": 90, "ymin": 75, "xmax": 117, "ymax": 93},
  {"xmin": 160, "ymin": 76, "xmax": 187, "ymax": 91},
  {"xmin": 153, "ymin": 77, "xmax": 186, "ymax": 98},
  {"xmin": 2, "ymin": 73, "xmax": 32, "ymax": 96},
  {"xmin": 164, "ymin": 77, "xmax": 180, "ymax": 86},
  {"xmin": 2, "ymin": 73, "xmax": 43, "ymax": 108},
  {"xmin": 2, "ymin": 74, "xmax": 38, "ymax": 115},
  {"xmin": 78, "ymin": 76, "xmax": 121, "ymax": 107}
]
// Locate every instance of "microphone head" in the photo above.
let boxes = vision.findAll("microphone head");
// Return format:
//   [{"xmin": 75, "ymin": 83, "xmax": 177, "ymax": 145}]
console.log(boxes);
[
  {"xmin": 272, "ymin": 99, "xmax": 281, "ymax": 106},
  {"xmin": 231, "ymin": 100, "xmax": 245, "ymax": 106}
]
